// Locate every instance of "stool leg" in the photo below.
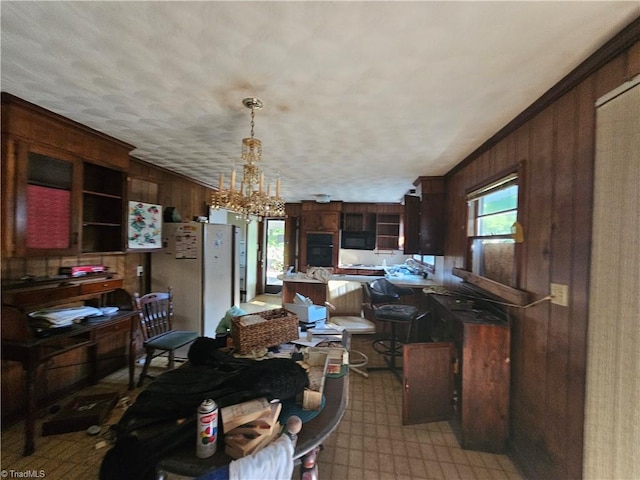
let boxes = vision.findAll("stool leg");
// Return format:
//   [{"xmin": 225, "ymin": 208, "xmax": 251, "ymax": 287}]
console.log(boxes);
[
  {"xmin": 406, "ymin": 319, "xmax": 413, "ymax": 343},
  {"xmin": 388, "ymin": 323, "xmax": 397, "ymax": 370}
]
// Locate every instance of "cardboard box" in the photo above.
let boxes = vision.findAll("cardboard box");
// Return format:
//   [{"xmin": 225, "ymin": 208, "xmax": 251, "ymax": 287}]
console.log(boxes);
[
  {"xmin": 42, "ymin": 392, "xmax": 118, "ymax": 436},
  {"xmin": 285, "ymin": 303, "xmax": 327, "ymax": 323}
]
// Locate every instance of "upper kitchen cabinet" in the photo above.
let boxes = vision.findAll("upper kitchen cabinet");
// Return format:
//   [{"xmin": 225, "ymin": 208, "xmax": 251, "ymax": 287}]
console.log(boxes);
[
  {"xmin": 404, "ymin": 177, "xmax": 445, "ymax": 255},
  {"xmin": 341, "ymin": 203, "xmax": 377, "ymax": 232},
  {"xmin": 301, "ymin": 200, "xmax": 342, "ymax": 232},
  {"xmin": 1, "ymin": 93, "xmax": 133, "ymax": 257}
]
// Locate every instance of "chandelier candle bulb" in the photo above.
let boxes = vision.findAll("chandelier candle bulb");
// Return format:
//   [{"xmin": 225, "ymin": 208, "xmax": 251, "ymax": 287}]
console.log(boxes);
[
  {"xmin": 218, "ymin": 173, "xmax": 224, "ymax": 191},
  {"xmin": 259, "ymin": 173, "xmax": 264, "ymax": 193},
  {"xmin": 230, "ymin": 169, "xmax": 236, "ymax": 192},
  {"xmin": 276, "ymin": 178, "xmax": 281, "ymax": 197}
]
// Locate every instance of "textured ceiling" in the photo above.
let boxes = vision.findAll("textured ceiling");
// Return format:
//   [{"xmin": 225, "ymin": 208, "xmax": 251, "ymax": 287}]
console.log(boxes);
[{"xmin": 1, "ymin": 2, "xmax": 638, "ymax": 203}]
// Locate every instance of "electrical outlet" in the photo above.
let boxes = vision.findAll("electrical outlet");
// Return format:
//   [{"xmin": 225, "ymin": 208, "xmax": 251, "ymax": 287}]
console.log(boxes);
[
  {"xmin": 136, "ymin": 265, "xmax": 144, "ymax": 277},
  {"xmin": 550, "ymin": 283, "xmax": 569, "ymax": 306}
]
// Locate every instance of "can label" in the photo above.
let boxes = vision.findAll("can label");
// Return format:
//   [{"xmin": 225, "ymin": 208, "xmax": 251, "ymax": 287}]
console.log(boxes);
[{"xmin": 197, "ymin": 399, "xmax": 218, "ymax": 458}]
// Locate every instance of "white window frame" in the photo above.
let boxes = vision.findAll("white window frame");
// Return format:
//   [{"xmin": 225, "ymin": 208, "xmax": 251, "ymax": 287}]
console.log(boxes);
[{"xmin": 466, "ymin": 173, "xmax": 519, "ymax": 287}]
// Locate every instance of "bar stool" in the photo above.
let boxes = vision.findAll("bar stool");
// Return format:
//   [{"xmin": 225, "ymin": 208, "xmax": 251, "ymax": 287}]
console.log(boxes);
[
  {"xmin": 369, "ymin": 303, "xmax": 420, "ymax": 382},
  {"xmin": 363, "ymin": 280, "xmax": 425, "ymax": 382}
]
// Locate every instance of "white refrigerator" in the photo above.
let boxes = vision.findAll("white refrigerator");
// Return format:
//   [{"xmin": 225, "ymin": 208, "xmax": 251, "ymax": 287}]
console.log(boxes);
[{"xmin": 151, "ymin": 222, "xmax": 240, "ymax": 337}]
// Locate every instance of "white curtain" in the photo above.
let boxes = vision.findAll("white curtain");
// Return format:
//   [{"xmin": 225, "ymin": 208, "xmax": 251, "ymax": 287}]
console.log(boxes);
[{"xmin": 584, "ymin": 78, "xmax": 640, "ymax": 479}]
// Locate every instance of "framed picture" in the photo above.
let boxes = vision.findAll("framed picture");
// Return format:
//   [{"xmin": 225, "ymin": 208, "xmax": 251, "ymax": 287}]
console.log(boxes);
[{"xmin": 128, "ymin": 201, "xmax": 162, "ymax": 249}]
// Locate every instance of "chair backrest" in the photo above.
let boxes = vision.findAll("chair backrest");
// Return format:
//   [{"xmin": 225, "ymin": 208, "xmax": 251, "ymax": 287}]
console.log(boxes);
[
  {"xmin": 368, "ymin": 278, "xmax": 401, "ymax": 304},
  {"xmin": 326, "ymin": 280, "xmax": 363, "ymax": 316},
  {"xmin": 133, "ymin": 288, "xmax": 174, "ymax": 341},
  {"xmin": 361, "ymin": 282, "xmax": 376, "ymax": 322}
]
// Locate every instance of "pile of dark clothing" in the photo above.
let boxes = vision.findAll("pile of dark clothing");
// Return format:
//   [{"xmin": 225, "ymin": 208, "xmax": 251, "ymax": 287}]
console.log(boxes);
[{"xmin": 100, "ymin": 337, "xmax": 309, "ymax": 480}]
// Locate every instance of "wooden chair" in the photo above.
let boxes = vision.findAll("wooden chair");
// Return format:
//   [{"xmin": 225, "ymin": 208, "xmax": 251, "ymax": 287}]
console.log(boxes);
[{"xmin": 133, "ymin": 287, "xmax": 199, "ymax": 387}]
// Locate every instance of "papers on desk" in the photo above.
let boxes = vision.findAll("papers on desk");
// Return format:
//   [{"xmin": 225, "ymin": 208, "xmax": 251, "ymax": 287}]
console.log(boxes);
[{"xmin": 28, "ymin": 306, "xmax": 103, "ymax": 327}]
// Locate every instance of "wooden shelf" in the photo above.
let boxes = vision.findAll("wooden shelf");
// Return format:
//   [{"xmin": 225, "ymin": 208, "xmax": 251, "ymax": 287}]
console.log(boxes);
[
  {"xmin": 376, "ymin": 213, "xmax": 400, "ymax": 249},
  {"xmin": 452, "ymin": 267, "xmax": 530, "ymax": 306}
]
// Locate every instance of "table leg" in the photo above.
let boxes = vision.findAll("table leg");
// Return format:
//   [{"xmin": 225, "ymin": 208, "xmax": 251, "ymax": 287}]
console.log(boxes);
[
  {"xmin": 129, "ymin": 317, "xmax": 136, "ymax": 390},
  {"xmin": 88, "ymin": 341, "xmax": 98, "ymax": 385},
  {"xmin": 301, "ymin": 446, "xmax": 319, "ymax": 480},
  {"xmin": 23, "ymin": 351, "xmax": 38, "ymax": 456}
]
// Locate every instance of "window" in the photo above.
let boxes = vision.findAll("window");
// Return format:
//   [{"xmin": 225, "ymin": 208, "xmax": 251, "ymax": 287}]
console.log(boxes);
[{"xmin": 467, "ymin": 173, "xmax": 518, "ymax": 287}]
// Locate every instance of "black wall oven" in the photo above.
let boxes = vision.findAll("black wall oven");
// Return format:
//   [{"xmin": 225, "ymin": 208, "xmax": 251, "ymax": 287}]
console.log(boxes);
[{"xmin": 306, "ymin": 233, "xmax": 333, "ymax": 267}]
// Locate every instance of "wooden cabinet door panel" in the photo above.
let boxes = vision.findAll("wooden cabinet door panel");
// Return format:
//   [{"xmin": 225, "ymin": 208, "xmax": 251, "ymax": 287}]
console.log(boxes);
[
  {"xmin": 403, "ymin": 194, "xmax": 420, "ymax": 254},
  {"xmin": 420, "ymin": 192, "xmax": 445, "ymax": 255},
  {"xmin": 461, "ymin": 323, "xmax": 510, "ymax": 452},
  {"xmin": 403, "ymin": 342, "xmax": 455, "ymax": 425},
  {"xmin": 14, "ymin": 144, "xmax": 82, "ymax": 256}
]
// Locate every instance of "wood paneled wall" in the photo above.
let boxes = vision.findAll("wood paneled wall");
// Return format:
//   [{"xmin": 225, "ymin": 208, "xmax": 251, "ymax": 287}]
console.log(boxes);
[
  {"xmin": 1, "ymin": 157, "xmax": 214, "ymax": 425},
  {"xmin": 442, "ymin": 25, "xmax": 639, "ymax": 480}
]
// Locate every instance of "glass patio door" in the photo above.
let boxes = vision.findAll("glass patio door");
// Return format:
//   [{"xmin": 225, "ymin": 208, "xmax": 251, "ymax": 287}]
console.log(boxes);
[{"xmin": 264, "ymin": 219, "xmax": 285, "ymax": 293}]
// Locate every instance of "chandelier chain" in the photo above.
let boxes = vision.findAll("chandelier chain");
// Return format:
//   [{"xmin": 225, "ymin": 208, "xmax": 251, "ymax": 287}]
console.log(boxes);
[{"xmin": 250, "ymin": 107, "xmax": 255, "ymax": 138}]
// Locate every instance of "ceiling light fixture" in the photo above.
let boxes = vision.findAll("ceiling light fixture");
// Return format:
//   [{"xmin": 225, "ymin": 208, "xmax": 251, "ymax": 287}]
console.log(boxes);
[{"xmin": 211, "ymin": 98, "xmax": 285, "ymax": 221}]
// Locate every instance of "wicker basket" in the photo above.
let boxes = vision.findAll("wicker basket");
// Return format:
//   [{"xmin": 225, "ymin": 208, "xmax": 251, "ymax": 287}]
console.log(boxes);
[{"xmin": 231, "ymin": 308, "xmax": 299, "ymax": 354}]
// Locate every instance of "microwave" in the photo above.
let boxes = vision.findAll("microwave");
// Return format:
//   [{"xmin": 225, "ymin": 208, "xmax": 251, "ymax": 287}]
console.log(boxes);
[{"xmin": 341, "ymin": 231, "xmax": 376, "ymax": 250}]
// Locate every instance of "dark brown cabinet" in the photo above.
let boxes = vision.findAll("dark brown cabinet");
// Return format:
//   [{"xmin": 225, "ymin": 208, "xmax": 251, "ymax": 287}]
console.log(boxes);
[
  {"xmin": 304, "ymin": 211, "xmax": 340, "ymax": 231},
  {"xmin": 403, "ymin": 293, "xmax": 511, "ymax": 453},
  {"xmin": 15, "ymin": 146, "xmax": 82, "ymax": 256},
  {"xmin": 1, "ymin": 93, "xmax": 132, "ymax": 258},
  {"xmin": 299, "ymin": 201, "xmax": 342, "ymax": 268},
  {"xmin": 404, "ymin": 177, "xmax": 445, "ymax": 255},
  {"xmin": 341, "ymin": 212, "xmax": 376, "ymax": 232}
]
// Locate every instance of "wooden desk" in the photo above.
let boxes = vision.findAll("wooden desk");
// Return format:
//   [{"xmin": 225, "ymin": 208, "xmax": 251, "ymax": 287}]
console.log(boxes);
[
  {"xmin": 1, "ymin": 275, "xmax": 137, "ymax": 456},
  {"xmin": 157, "ymin": 338, "xmax": 350, "ymax": 479},
  {"xmin": 1, "ymin": 310, "xmax": 137, "ymax": 456}
]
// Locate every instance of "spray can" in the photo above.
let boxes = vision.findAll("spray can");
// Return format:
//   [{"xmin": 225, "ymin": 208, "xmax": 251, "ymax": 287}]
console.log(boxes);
[{"xmin": 196, "ymin": 399, "xmax": 218, "ymax": 458}]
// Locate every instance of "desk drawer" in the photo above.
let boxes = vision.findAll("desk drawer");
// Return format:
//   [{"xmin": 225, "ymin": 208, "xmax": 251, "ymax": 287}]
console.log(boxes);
[
  {"xmin": 3, "ymin": 284, "xmax": 80, "ymax": 308},
  {"xmin": 80, "ymin": 278, "xmax": 123, "ymax": 295},
  {"xmin": 94, "ymin": 317, "xmax": 131, "ymax": 339}
]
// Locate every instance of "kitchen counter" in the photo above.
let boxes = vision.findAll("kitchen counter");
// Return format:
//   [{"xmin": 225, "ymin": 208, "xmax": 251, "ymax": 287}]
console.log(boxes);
[
  {"xmin": 280, "ymin": 273, "xmax": 438, "ymax": 288},
  {"xmin": 279, "ymin": 273, "xmax": 439, "ymax": 306}
]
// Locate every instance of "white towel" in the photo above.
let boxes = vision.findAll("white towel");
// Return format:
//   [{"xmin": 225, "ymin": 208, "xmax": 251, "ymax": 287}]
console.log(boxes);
[{"xmin": 228, "ymin": 434, "xmax": 294, "ymax": 480}]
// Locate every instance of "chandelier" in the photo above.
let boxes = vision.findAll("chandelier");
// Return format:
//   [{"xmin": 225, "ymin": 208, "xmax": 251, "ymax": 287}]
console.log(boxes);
[{"xmin": 211, "ymin": 97, "xmax": 285, "ymax": 221}]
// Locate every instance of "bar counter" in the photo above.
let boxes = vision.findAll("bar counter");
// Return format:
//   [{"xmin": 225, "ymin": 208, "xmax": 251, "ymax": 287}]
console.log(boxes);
[{"xmin": 280, "ymin": 273, "xmax": 439, "ymax": 306}]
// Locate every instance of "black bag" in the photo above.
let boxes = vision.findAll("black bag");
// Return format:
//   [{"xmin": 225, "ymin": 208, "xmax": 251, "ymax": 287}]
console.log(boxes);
[{"xmin": 100, "ymin": 339, "xmax": 308, "ymax": 480}]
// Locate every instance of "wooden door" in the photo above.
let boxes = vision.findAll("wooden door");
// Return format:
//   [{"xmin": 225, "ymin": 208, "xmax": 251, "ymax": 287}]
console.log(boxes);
[{"xmin": 402, "ymin": 342, "xmax": 455, "ymax": 425}]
